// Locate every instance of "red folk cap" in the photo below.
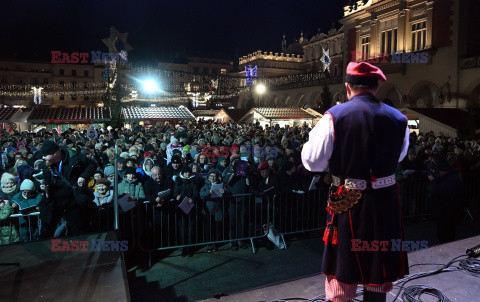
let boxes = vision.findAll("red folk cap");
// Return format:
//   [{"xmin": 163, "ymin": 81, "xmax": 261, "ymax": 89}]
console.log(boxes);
[{"xmin": 345, "ymin": 62, "xmax": 387, "ymax": 85}]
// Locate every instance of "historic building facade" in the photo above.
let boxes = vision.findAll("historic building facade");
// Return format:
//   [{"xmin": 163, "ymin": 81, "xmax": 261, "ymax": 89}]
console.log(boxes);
[
  {"xmin": 237, "ymin": 0, "xmax": 480, "ymax": 111},
  {"xmin": 0, "ymin": 60, "xmax": 106, "ymax": 107}
]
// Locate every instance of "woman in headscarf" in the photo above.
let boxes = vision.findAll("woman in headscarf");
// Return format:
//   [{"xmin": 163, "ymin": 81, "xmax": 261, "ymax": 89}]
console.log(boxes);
[{"xmin": 136, "ymin": 158, "xmax": 154, "ymax": 182}]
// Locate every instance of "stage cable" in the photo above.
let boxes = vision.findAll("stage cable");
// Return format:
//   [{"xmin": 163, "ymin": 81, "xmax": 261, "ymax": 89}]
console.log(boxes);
[{"xmin": 262, "ymin": 254, "xmax": 480, "ymax": 302}]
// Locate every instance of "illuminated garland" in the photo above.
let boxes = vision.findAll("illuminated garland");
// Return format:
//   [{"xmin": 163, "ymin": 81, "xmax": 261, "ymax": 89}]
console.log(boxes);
[{"xmin": 0, "ymin": 69, "xmax": 325, "ymax": 98}]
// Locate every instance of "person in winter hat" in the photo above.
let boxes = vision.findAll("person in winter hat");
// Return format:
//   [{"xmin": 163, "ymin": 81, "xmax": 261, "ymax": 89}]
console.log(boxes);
[
  {"xmin": 93, "ymin": 178, "xmax": 114, "ymax": 207},
  {"xmin": 0, "ymin": 173, "xmax": 18, "ymax": 201},
  {"xmin": 104, "ymin": 165, "xmax": 116, "ymax": 187},
  {"xmin": 11, "ymin": 179, "xmax": 43, "ymax": 242},
  {"xmin": 118, "ymin": 167, "xmax": 145, "ymax": 203}
]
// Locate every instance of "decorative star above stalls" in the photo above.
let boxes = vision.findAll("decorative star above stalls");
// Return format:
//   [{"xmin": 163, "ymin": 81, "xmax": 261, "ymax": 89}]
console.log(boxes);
[{"xmin": 102, "ymin": 26, "xmax": 133, "ymax": 54}]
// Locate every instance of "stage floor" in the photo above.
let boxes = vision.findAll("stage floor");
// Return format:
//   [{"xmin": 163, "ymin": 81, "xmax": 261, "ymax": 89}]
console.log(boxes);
[
  {"xmin": 200, "ymin": 235, "xmax": 480, "ymax": 302},
  {"xmin": 0, "ymin": 232, "xmax": 130, "ymax": 302}
]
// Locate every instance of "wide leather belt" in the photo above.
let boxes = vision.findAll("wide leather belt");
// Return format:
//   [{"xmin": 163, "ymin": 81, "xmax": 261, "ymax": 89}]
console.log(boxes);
[{"xmin": 332, "ymin": 174, "xmax": 396, "ymax": 190}]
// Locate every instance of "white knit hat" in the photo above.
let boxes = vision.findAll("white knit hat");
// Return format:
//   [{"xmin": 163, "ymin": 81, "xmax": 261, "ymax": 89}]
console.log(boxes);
[{"xmin": 20, "ymin": 179, "xmax": 35, "ymax": 191}]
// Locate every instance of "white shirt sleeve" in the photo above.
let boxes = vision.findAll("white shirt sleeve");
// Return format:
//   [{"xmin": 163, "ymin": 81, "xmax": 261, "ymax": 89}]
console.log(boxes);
[
  {"xmin": 398, "ymin": 125, "xmax": 410, "ymax": 162},
  {"xmin": 301, "ymin": 114, "xmax": 334, "ymax": 172}
]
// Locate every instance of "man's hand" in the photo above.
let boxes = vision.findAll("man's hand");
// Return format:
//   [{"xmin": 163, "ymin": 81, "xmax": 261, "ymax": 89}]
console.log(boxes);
[
  {"xmin": 77, "ymin": 177, "xmax": 86, "ymax": 187},
  {"xmin": 11, "ymin": 202, "xmax": 18, "ymax": 209},
  {"xmin": 427, "ymin": 174, "xmax": 435, "ymax": 181}
]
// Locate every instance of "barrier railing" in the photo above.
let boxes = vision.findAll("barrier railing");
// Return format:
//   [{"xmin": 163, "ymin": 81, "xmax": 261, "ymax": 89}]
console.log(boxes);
[{"xmin": 3, "ymin": 176, "xmax": 479, "ymax": 259}]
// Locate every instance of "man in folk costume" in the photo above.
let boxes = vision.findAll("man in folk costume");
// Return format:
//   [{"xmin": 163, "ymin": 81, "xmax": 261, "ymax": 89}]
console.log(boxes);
[{"xmin": 301, "ymin": 62, "xmax": 410, "ymax": 302}]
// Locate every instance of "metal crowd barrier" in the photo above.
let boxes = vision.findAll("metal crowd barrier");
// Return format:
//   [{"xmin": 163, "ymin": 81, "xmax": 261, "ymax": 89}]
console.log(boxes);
[
  {"xmin": 398, "ymin": 176, "xmax": 430, "ymax": 219},
  {"xmin": 3, "ymin": 175, "xmax": 480, "ymax": 255},
  {"xmin": 130, "ymin": 189, "xmax": 327, "ymax": 266},
  {"xmin": 271, "ymin": 189, "xmax": 327, "ymax": 236}
]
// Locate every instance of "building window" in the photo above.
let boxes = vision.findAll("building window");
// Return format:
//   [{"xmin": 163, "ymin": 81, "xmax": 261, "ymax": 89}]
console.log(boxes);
[
  {"xmin": 411, "ymin": 21, "xmax": 427, "ymax": 51},
  {"xmin": 361, "ymin": 37, "xmax": 370, "ymax": 60},
  {"xmin": 72, "ymin": 69, "xmax": 76, "ymax": 76},
  {"xmin": 84, "ymin": 82, "xmax": 88, "ymax": 89},
  {"xmin": 72, "ymin": 94, "xmax": 77, "ymax": 101},
  {"xmin": 60, "ymin": 94, "xmax": 65, "ymax": 100},
  {"xmin": 84, "ymin": 70, "xmax": 89, "ymax": 77},
  {"xmin": 59, "ymin": 81, "xmax": 64, "ymax": 87},
  {"xmin": 59, "ymin": 69, "xmax": 64, "ymax": 76},
  {"xmin": 43, "ymin": 78, "xmax": 49, "ymax": 84},
  {"xmin": 381, "ymin": 28, "xmax": 397, "ymax": 55}
]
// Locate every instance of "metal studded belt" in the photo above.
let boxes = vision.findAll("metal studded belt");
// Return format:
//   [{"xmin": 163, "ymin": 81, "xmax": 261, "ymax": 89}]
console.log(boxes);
[{"xmin": 332, "ymin": 174, "xmax": 396, "ymax": 190}]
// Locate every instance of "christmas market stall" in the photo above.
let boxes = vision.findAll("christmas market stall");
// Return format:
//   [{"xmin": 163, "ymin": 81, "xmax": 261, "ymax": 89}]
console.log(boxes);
[
  {"xmin": 27, "ymin": 107, "xmax": 111, "ymax": 132},
  {"xmin": 215, "ymin": 108, "xmax": 251, "ymax": 123},
  {"xmin": 399, "ymin": 107, "xmax": 480, "ymax": 138},
  {"xmin": 122, "ymin": 106, "xmax": 195, "ymax": 128},
  {"xmin": 0, "ymin": 107, "xmax": 34, "ymax": 132},
  {"xmin": 238, "ymin": 107, "xmax": 316, "ymax": 128},
  {"xmin": 191, "ymin": 109, "xmax": 219, "ymax": 121}
]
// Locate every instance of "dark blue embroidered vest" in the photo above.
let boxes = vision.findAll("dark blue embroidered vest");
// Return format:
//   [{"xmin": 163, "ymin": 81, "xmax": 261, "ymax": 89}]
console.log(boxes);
[{"xmin": 326, "ymin": 93, "xmax": 407, "ymax": 180}]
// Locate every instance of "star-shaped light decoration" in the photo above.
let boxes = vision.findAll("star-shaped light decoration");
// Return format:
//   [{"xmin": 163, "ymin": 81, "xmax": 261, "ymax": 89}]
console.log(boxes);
[
  {"xmin": 102, "ymin": 26, "xmax": 133, "ymax": 54},
  {"xmin": 320, "ymin": 48, "xmax": 331, "ymax": 72}
]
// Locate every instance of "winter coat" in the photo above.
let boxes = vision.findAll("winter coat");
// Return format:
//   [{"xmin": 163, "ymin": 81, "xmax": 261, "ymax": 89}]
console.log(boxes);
[
  {"xmin": 11, "ymin": 192, "xmax": 43, "ymax": 240},
  {"xmin": 0, "ymin": 202, "xmax": 20, "ymax": 245},
  {"xmin": 0, "ymin": 186, "xmax": 19, "ymax": 202},
  {"xmin": 38, "ymin": 147, "xmax": 97, "ymax": 224},
  {"xmin": 252, "ymin": 174, "xmax": 278, "ymax": 197},
  {"xmin": 118, "ymin": 179, "xmax": 145, "ymax": 201},
  {"xmin": 429, "ymin": 169, "xmax": 464, "ymax": 221},
  {"xmin": 173, "ymin": 174, "xmax": 200, "ymax": 201},
  {"xmin": 277, "ymin": 170, "xmax": 300, "ymax": 194},
  {"xmin": 93, "ymin": 190, "xmax": 114, "ymax": 207},
  {"xmin": 199, "ymin": 179, "xmax": 229, "ymax": 200},
  {"xmin": 163, "ymin": 163, "xmax": 182, "ymax": 188},
  {"xmin": 144, "ymin": 177, "xmax": 173, "ymax": 203},
  {"xmin": 222, "ymin": 165, "xmax": 251, "ymax": 195}
]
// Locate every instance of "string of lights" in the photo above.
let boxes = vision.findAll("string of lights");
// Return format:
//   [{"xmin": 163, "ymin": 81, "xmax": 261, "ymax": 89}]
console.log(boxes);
[{"xmin": 0, "ymin": 69, "xmax": 325, "ymax": 98}]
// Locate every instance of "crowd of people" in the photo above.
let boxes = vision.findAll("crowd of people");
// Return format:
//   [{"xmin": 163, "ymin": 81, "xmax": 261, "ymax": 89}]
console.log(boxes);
[{"xmin": 0, "ymin": 120, "xmax": 479, "ymax": 250}]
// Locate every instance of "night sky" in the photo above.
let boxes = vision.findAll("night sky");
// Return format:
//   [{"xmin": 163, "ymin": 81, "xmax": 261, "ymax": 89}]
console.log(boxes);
[{"xmin": 0, "ymin": 0, "xmax": 344, "ymax": 63}]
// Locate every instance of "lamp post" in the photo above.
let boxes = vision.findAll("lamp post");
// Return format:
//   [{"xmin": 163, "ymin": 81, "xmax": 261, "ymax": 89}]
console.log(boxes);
[{"xmin": 256, "ymin": 84, "xmax": 266, "ymax": 107}]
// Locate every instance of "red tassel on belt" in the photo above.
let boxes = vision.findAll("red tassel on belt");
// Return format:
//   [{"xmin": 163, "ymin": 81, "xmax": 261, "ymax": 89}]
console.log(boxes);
[
  {"xmin": 332, "ymin": 228, "xmax": 338, "ymax": 245},
  {"xmin": 323, "ymin": 228, "xmax": 330, "ymax": 245}
]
